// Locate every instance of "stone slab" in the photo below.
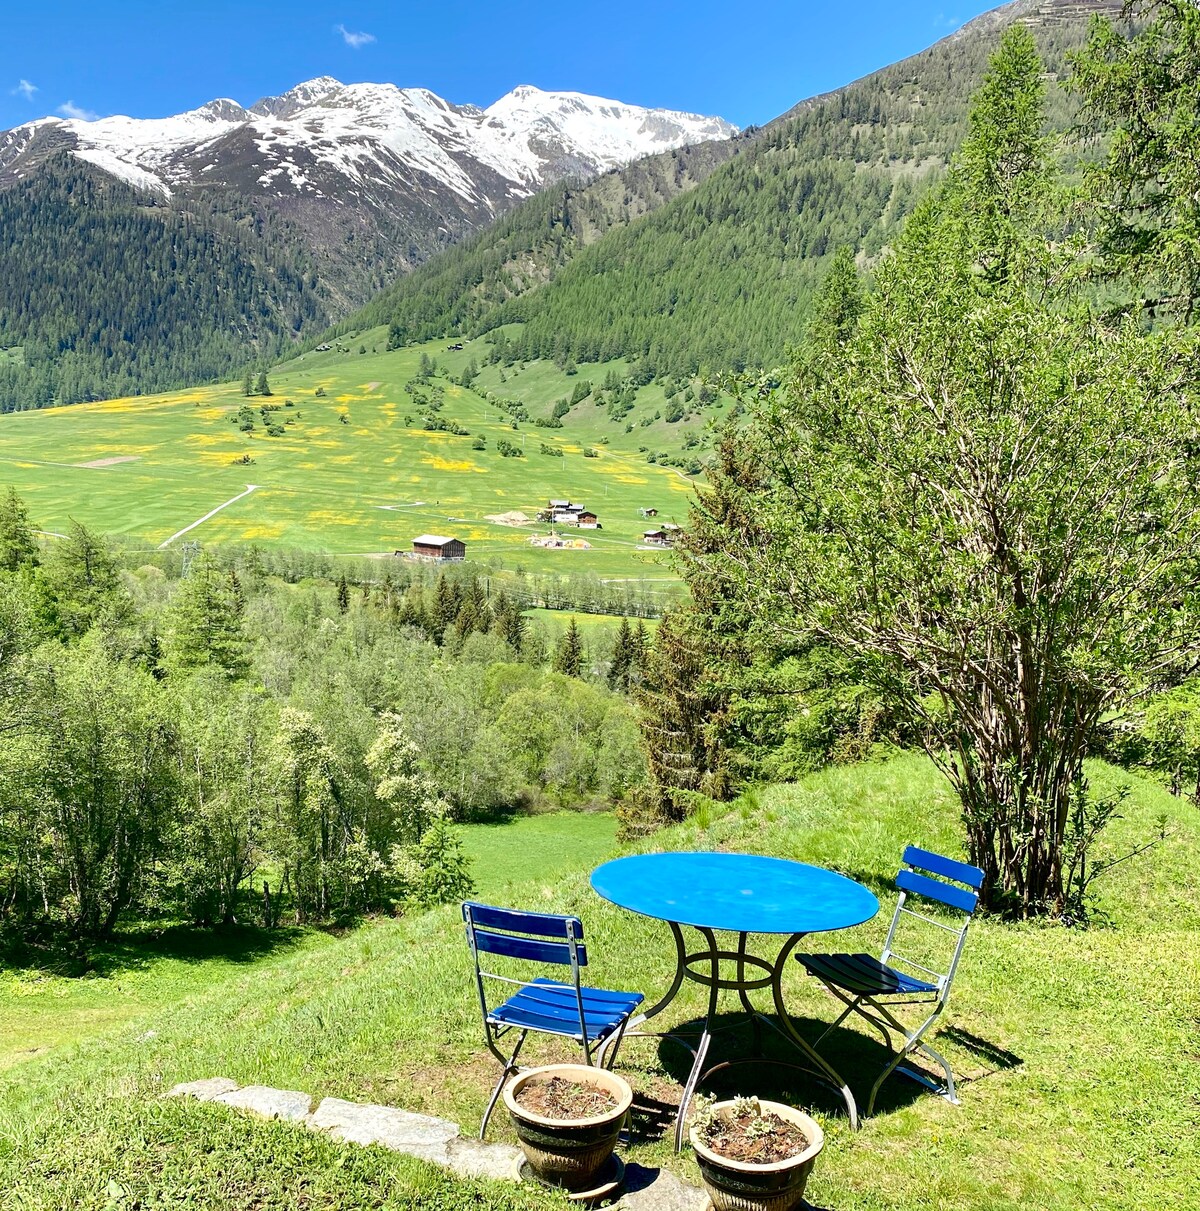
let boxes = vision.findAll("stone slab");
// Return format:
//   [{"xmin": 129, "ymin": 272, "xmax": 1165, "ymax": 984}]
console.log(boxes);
[
  {"xmin": 445, "ymin": 1137, "xmax": 523, "ymax": 1180},
  {"xmin": 165, "ymin": 1077, "xmax": 240, "ymax": 1102},
  {"xmin": 215, "ymin": 1084, "xmax": 313, "ymax": 1122},
  {"xmin": 309, "ymin": 1097, "xmax": 460, "ymax": 1162},
  {"xmin": 619, "ymin": 1162, "xmax": 711, "ymax": 1211}
]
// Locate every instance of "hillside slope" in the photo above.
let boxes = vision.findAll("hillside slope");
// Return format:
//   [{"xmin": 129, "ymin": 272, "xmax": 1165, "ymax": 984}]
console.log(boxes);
[
  {"xmin": 1, "ymin": 754, "xmax": 1195, "ymax": 1208},
  {"xmin": 367, "ymin": 0, "xmax": 1120, "ymax": 378}
]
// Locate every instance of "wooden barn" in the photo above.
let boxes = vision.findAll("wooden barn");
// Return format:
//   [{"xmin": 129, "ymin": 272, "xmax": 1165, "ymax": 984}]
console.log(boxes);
[{"xmin": 411, "ymin": 534, "xmax": 466, "ymax": 561}]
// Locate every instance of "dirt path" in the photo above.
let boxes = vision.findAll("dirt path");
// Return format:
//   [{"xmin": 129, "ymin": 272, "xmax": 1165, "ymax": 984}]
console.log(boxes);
[{"xmin": 157, "ymin": 484, "xmax": 259, "ymax": 549}]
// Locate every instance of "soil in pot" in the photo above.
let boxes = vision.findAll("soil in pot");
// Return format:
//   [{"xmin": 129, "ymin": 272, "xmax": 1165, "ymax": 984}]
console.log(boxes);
[
  {"xmin": 700, "ymin": 1105, "xmax": 809, "ymax": 1166},
  {"xmin": 513, "ymin": 1076, "xmax": 618, "ymax": 1120}
]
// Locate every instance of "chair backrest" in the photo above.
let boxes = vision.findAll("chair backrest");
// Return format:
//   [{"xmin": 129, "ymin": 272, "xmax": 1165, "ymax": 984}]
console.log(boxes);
[
  {"xmin": 880, "ymin": 846, "xmax": 985, "ymax": 998},
  {"xmin": 462, "ymin": 902, "xmax": 589, "ymax": 1032}
]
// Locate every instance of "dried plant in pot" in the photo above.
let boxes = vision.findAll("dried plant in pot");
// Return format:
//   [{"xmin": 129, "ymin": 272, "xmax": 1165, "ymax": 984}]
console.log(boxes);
[
  {"xmin": 688, "ymin": 1095, "xmax": 825, "ymax": 1211},
  {"xmin": 503, "ymin": 1064, "xmax": 633, "ymax": 1192}
]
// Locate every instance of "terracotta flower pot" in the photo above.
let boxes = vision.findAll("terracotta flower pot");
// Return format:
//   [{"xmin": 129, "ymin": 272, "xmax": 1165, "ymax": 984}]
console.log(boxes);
[
  {"xmin": 689, "ymin": 1100, "xmax": 825, "ymax": 1211},
  {"xmin": 503, "ymin": 1063, "xmax": 632, "ymax": 1192}
]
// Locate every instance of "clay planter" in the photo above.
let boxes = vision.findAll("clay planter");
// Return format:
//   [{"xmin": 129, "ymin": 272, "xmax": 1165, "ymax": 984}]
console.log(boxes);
[
  {"xmin": 689, "ymin": 1100, "xmax": 825, "ymax": 1211},
  {"xmin": 503, "ymin": 1064, "xmax": 632, "ymax": 1192}
]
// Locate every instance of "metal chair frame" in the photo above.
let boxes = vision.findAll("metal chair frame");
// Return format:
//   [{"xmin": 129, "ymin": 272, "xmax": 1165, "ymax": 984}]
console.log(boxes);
[
  {"xmin": 799, "ymin": 846, "xmax": 984, "ymax": 1115},
  {"xmin": 462, "ymin": 901, "xmax": 640, "ymax": 1138}
]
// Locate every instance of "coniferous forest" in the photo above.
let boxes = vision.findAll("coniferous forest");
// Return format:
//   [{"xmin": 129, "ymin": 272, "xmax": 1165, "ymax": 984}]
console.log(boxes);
[{"xmin": 0, "ymin": 157, "xmax": 330, "ymax": 412}]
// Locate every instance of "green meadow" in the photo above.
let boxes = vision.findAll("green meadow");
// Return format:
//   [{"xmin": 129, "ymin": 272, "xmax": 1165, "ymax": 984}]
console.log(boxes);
[
  {"xmin": 0, "ymin": 327, "xmax": 708, "ymax": 577},
  {"xmin": 2, "ymin": 755, "xmax": 1196, "ymax": 1208}
]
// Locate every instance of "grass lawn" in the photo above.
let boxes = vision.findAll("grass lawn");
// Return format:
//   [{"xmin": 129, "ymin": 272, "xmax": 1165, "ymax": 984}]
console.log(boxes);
[
  {"xmin": 0, "ymin": 328, "xmax": 707, "ymax": 579},
  {"xmin": 2, "ymin": 755, "xmax": 1197, "ymax": 1208},
  {"xmin": 461, "ymin": 811, "xmax": 619, "ymax": 902}
]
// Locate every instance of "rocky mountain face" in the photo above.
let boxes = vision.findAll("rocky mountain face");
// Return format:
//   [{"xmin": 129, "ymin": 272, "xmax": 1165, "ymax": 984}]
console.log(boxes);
[{"xmin": 0, "ymin": 79, "xmax": 734, "ymax": 306}]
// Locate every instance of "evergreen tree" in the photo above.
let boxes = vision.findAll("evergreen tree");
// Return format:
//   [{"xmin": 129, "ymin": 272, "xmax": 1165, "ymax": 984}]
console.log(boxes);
[
  {"xmin": 256, "ymin": 371, "xmax": 272, "ymax": 396},
  {"xmin": 553, "ymin": 616, "xmax": 584, "ymax": 677},
  {"xmin": 337, "ymin": 573, "xmax": 350, "ymax": 614},
  {"xmin": 0, "ymin": 486, "xmax": 38, "ymax": 571},
  {"xmin": 167, "ymin": 556, "xmax": 249, "ymax": 678},
  {"xmin": 805, "ymin": 245, "xmax": 865, "ymax": 348},
  {"xmin": 242, "ymin": 370, "xmax": 254, "ymax": 397},
  {"xmin": 607, "ymin": 617, "xmax": 633, "ymax": 691},
  {"xmin": 1071, "ymin": 0, "xmax": 1200, "ymax": 322}
]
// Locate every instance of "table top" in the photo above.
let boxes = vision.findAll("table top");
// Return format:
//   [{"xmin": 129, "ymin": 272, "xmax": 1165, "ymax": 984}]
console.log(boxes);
[{"xmin": 591, "ymin": 851, "xmax": 879, "ymax": 935}]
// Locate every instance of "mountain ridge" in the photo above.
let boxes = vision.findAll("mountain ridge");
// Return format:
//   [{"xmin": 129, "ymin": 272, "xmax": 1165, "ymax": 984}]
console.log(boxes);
[{"xmin": 0, "ymin": 78, "xmax": 736, "ymax": 206}]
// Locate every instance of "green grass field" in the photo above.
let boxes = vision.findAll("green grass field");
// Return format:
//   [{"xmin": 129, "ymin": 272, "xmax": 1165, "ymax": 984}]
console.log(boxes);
[
  {"xmin": 2, "ymin": 756, "xmax": 1196, "ymax": 1208},
  {"xmin": 0, "ymin": 328, "xmax": 711, "ymax": 578}
]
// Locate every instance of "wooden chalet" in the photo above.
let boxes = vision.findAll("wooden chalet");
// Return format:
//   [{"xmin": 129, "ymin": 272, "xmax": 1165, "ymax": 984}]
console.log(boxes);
[{"xmin": 411, "ymin": 534, "xmax": 466, "ymax": 561}]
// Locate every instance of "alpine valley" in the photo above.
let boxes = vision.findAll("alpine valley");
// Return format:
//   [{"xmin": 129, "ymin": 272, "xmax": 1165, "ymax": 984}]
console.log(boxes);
[
  {"xmin": 0, "ymin": 80, "xmax": 733, "ymax": 407},
  {"xmin": 0, "ymin": 0, "xmax": 1117, "ymax": 415}
]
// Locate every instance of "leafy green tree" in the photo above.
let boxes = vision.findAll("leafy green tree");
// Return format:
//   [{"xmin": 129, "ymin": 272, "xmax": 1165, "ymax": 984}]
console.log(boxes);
[
  {"xmin": 364, "ymin": 712, "xmax": 445, "ymax": 848},
  {"xmin": 1071, "ymin": 0, "xmax": 1200, "ymax": 321},
  {"xmin": 702, "ymin": 29, "xmax": 1200, "ymax": 916},
  {"xmin": 18, "ymin": 638, "xmax": 176, "ymax": 938},
  {"xmin": 172, "ymin": 673, "xmax": 273, "ymax": 925},
  {"xmin": 268, "ymin": 707, "xmax": 342, "ymax": 921},
  {"xmin": 0, "ymin": 487, "xmax": 38, "ymax": 571}
]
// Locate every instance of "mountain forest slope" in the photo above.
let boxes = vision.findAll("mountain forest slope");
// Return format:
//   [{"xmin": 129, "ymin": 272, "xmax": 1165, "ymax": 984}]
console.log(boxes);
[
  {"xmin": 364, "ymin": 0, "xmax": 1120, "ymax": 378},
  {"xmin": 0, "ymin": 82, "xmax": 732, "ymax": 412}
]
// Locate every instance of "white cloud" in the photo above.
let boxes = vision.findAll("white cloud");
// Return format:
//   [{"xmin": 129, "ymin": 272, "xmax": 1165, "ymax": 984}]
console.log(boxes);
[
  {"xmin": 57, "ymin": 100, "xmax": 98, "ymax": 121},
  {"xmin": 335, "ymin": 23, "xmax": 376, "ymax": 49},
  {"xmin": 11, "ymin": 79, "xmax": 37, "ymax": 101}
]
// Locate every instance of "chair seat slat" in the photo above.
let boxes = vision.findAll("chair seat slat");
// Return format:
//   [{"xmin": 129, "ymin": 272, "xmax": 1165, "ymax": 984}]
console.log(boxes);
[
  {"xmin": 489, "ymin": 978, "xmax": 643, "ymax": 1042},
  {"xmin": 797, "ymin": 951, "xmax": 939, "ymax": 995}
]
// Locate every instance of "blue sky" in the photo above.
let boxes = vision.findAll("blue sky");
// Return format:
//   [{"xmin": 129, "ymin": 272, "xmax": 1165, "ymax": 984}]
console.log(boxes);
[{"xmin": 1, "ymin": 0, "xmax": 999, "ymax": 131}]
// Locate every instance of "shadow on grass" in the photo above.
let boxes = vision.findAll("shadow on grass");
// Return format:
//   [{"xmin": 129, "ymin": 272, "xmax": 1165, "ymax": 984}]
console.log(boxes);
[
  {"xmin": 1, "ymin": 921, "xmax": 311, "ymax": 980},
  {"xmin": 624, "ymin": 1007, "xmax": 1019, "ymax": 1140}
]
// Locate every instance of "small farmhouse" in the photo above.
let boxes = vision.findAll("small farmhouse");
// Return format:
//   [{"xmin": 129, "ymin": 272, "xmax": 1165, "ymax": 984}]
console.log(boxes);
[
  {"xmin": 643, "ymin": 529, "xmax": 669, "ymax": 546},
  {"xmin": 577, "ymin": 511, "xmax": 600, "ymax": 529},
  {"xmin": 411, "ymin": 534, "xmax": 466, "ymax": 561}
]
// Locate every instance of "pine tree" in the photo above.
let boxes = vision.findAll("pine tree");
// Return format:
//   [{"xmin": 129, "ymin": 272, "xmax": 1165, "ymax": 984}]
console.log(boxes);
[
  {"xmin": 337, "ymin": 573, "xmax": 350, "ymax": 614},
  {"xmin": 553, "ymin": 616, "xmax": 584, "ymax": 677},
  {"xmin": 607, "ymin": 617, "xmax": 633, "ymax": 691},
  {"xmin": 0, "ymin": 486, "xmax": 38, "ymax": 571},
  {"xmin": 242, "ymin": 370, "xmax": 254, "ymax": 397},
  {"xmin": 167, "ymin": 555, "xmax": 249, "ymax": 678},
  {"xmin": 256, "ymin": 371, "xmax": 271, "ymax": 396},
  {"xmin": 805, "ymin": 245, "xmax": 865, "ymax": 349}
]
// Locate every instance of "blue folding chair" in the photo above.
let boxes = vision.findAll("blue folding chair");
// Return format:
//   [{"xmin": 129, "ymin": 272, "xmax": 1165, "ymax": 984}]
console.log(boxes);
[
  {"xmin": 462, "ymin": 901, "xmax": 644, "ymax": 1138},
  {"xmin": 795, "ymin": 846, "xmax": 984, "ymax": 1115}
]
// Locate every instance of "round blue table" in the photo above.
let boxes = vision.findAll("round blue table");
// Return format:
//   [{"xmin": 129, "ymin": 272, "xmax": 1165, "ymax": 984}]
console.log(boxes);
[{"xmin": 591, "ymin": 852, "xmax": 879, "ymax": 1144}]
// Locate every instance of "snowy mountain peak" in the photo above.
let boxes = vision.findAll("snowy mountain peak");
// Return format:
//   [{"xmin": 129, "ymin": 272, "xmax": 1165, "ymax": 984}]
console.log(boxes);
[
  {"xmin": 1, "ymin": 76, "xmax": 735, "ymax": 214},
  {"xmin": 251, "ymin": 76, "xmax": 346, "ymax": 118}
]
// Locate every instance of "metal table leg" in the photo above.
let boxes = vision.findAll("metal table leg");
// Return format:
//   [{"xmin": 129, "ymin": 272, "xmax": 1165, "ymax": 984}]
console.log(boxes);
[
  {"xmin": 765, "ymin": 933, "xmax": 861, "ymax": 1130},
  {"xmin": 609, "ymin": 920, "xmax": 862, "ymax": 1147}
]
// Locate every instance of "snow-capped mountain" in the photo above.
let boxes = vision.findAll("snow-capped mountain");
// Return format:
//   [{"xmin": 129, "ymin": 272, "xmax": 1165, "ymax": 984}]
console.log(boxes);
[
  {"xmin": 0, "ymin": 77, "xmax": 735, "ymax": 207},
  {"xmin": 0, "ymin": 77, "xmax": 733, "ymax": 312}
]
